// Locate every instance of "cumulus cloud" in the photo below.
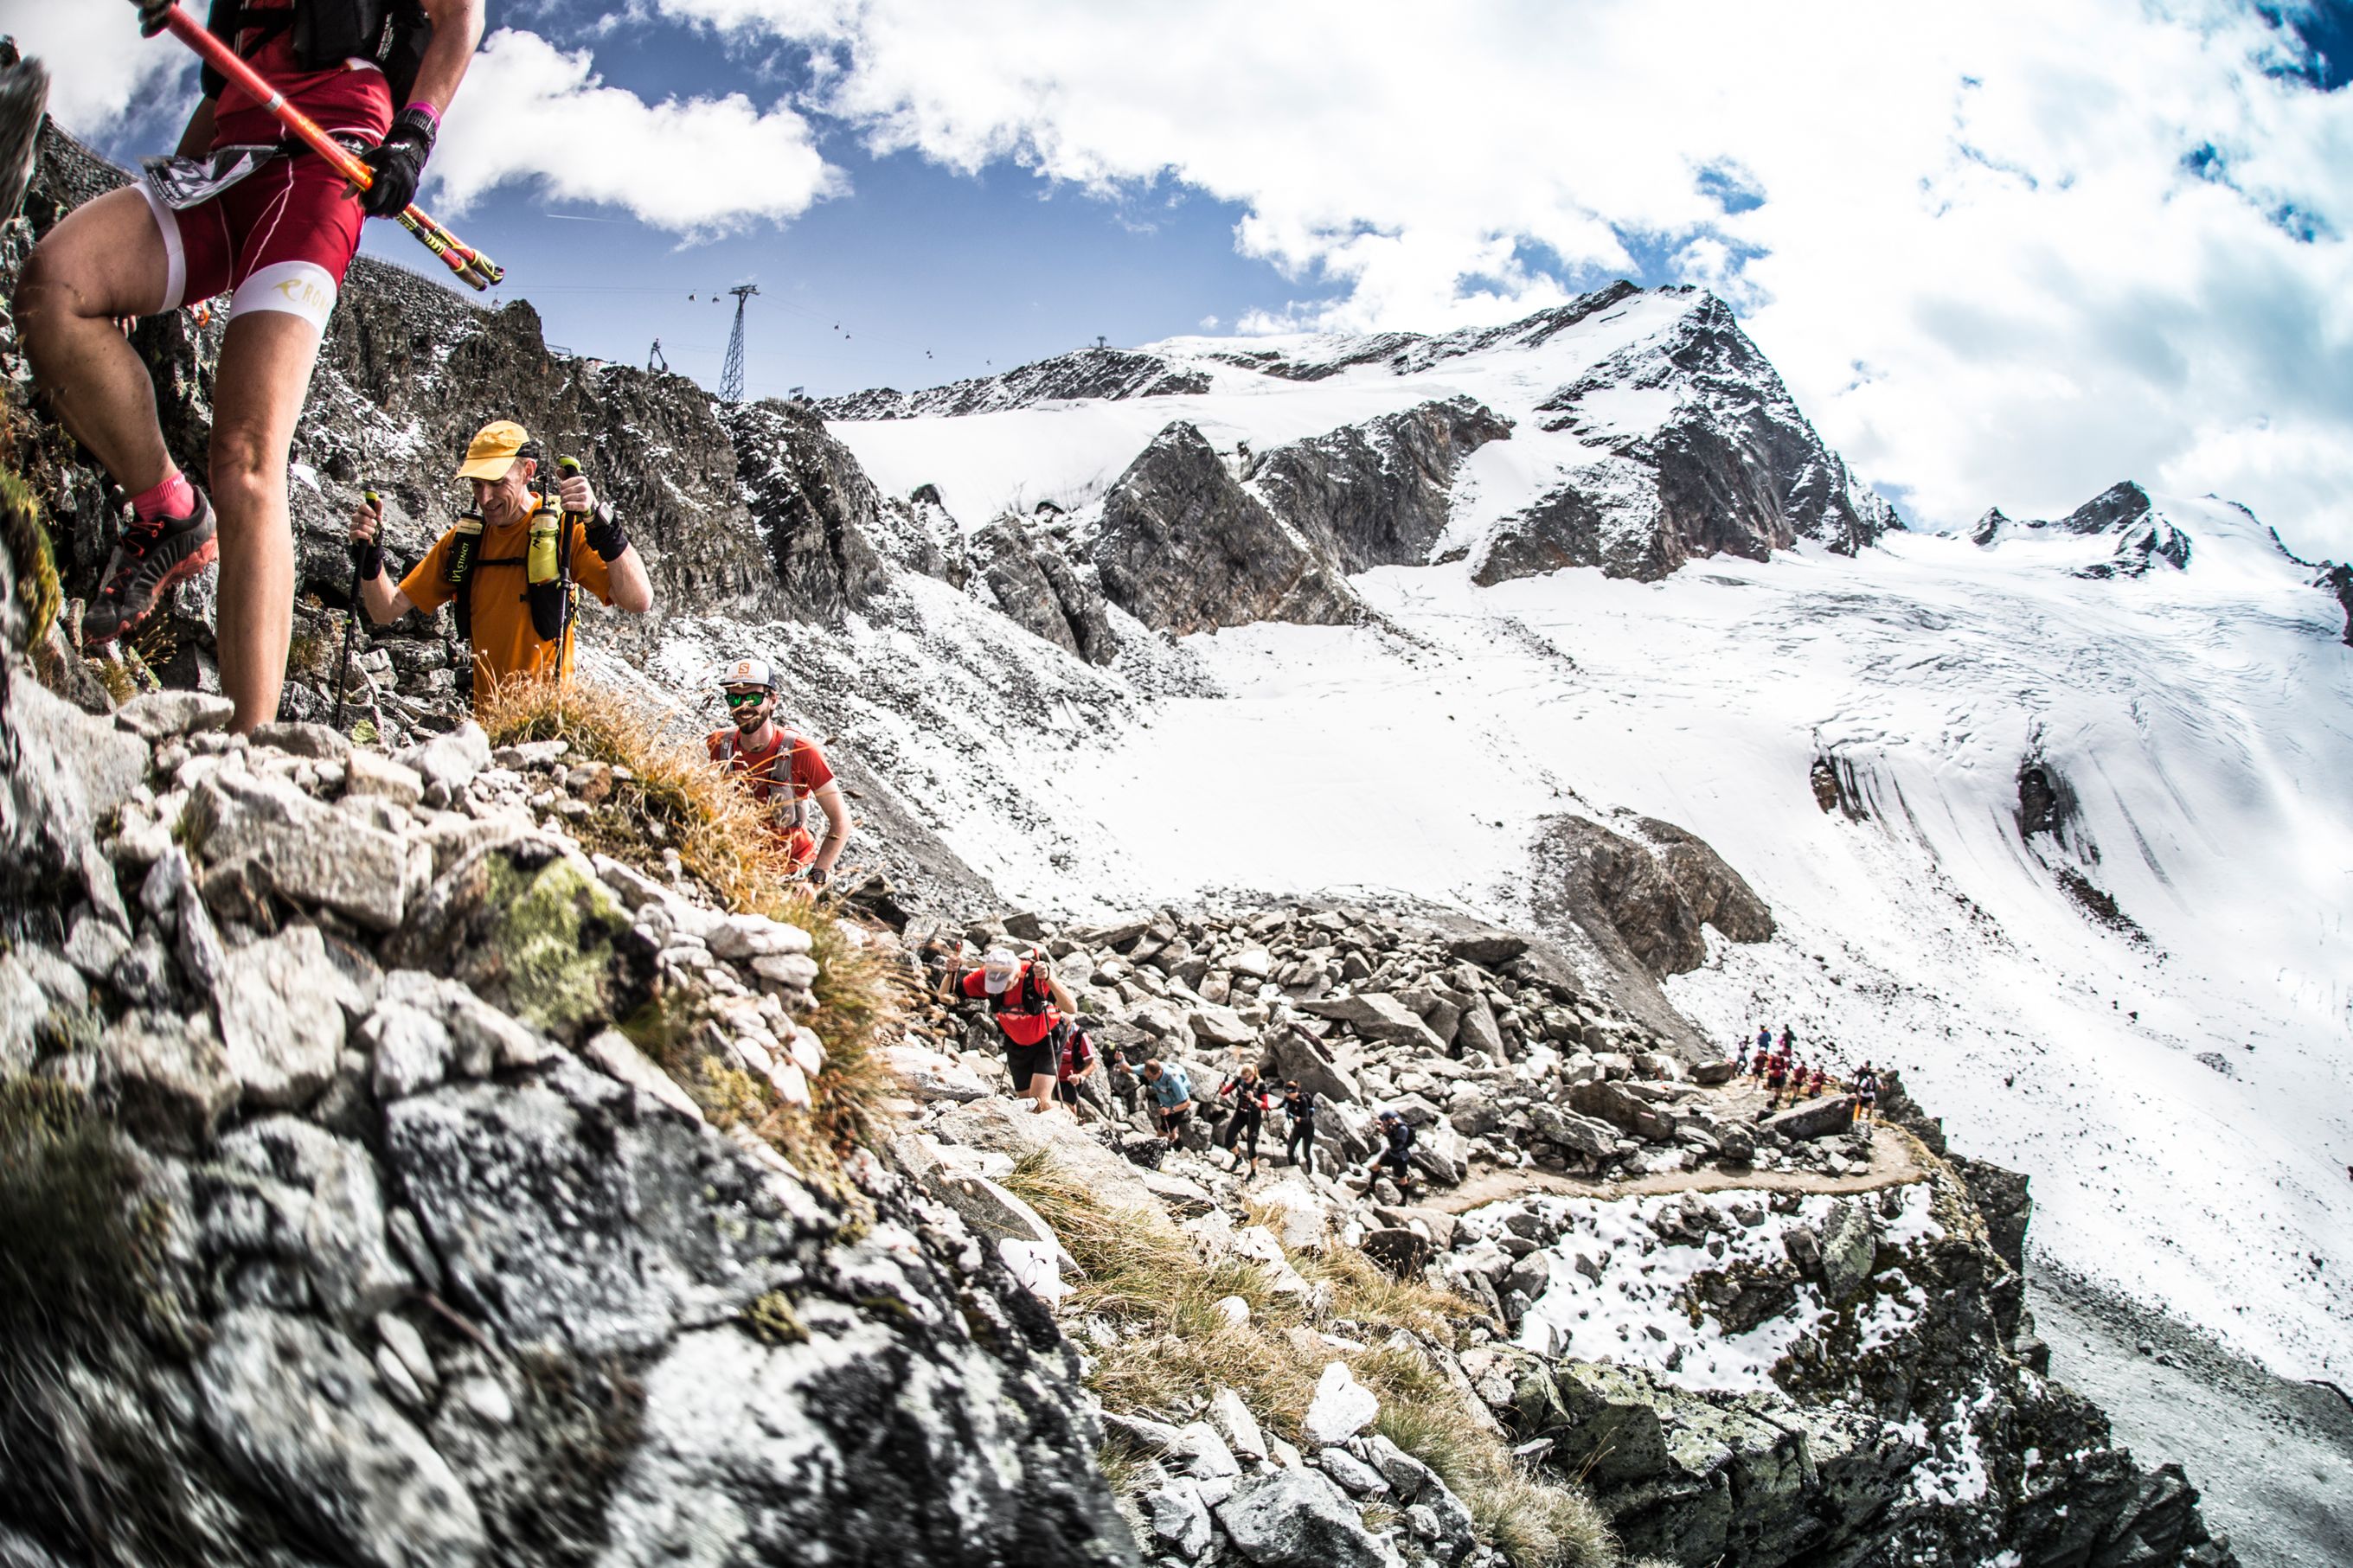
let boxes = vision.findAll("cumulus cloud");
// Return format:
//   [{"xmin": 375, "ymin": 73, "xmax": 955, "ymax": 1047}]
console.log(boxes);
[
  {"xmin": 431, "ymin": 29, "xmax": 843, "ymax": 234},
  {"xmin": 650, "ymin": 0, "xmax": 2353, "ymax": 553}
]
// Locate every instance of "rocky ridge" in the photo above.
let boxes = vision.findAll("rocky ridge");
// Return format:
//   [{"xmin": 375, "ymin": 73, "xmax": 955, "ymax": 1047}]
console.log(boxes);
[
  {"xmin": 814, "ymin": 346, "xmax": 1212, "ymax": 421},
  {"xmin": 1970, "ymin": 482, "xmax": 2195, "ymax": 579}
]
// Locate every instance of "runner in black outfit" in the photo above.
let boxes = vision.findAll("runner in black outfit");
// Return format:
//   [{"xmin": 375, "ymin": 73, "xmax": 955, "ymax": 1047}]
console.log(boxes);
[
  {"xmin": 1215, "ymin": 1065, "xmax": 1273, "ymax": 1176},
  {"xmin": 1280, "ymin": 1080, "xmax": 1318, "ymax": 1175}
]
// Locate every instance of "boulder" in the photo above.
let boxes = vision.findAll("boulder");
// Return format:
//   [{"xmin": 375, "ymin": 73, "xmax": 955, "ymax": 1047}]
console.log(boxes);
[
  {"xmin": 1528, "ymin": 1104, "xmax": 1621, "ymax": 1162},
  {"xmin": 1818, "ymin": 1197, "xmax": 1880, "ymax": 1303},
  {"xmin": 1266, "ymin": 1025, "xmax": 1361, "ymax": 1104},
  {"xmin": 1298, "ymin": 993, "xmax": 1445, "ymax": 1051},
  {"xmin": 251, "ymin": 720, "xmax": 350, "ymax": 759},
  {"xmin": 884, "ymin": 1042, "xmax": 993, "ymax": 1103},
  {"xmin": 1305, "ymin": 1361, "xmax": 1380, "ymax": 1445},
  {"xmin": 344, "ymin": 749, "xmax": 425, "ymax": 807},
  {"xmin": 1362, "ymin": 1226, "xmax": 1434, "ymax": 1277},
  {"xmin": 214, "ymin": 923, "xmax": 359, "ymax": 1109},
  {"xmin": 1213, "ymin": 1467, "xmax": 1403, "ymax": 1568},
  {"xmin": 1189, "ymin": 1004, "xmax": 1257, "ymax": 1048},
  {"xmin": 1445, "ymin": 930, "xmax": 1529, "ymax": 967},
  {"xmin": 1761, "ymin": 1096, "xmax": 1856, "ymax": 1142},
  {"xmin": 397, "ymin": 722, "xmax": 492, "ymax": 791},
  {"xmin": 580, "ymin": 1028, "xmax": 704, "ymax": 1122},
  {"xmin": 98, "ymin": 1009, "xmax": 236, "ymax": 1150},
  {"xmin": 196, "ymin": 1309, "xmax": 485, "ymax": 1567},
  {"xmin": 115, "ymin": 689, "xmax": 234, "ymax": 741},
  {"xmin": 382, "ymin": 1059, "xmax": 816, "ymax": 1356},
  {"xmin": 185, "ymin": 768, "xmax": 410, "ymax": 931},
  {"xmin": 1145, "ymin": 1484, "xmax": 1213, "ymax": 1558},
  {"xmin": 1454, "ymin": 998, "xmax": 1508, "ymax": 1062}
]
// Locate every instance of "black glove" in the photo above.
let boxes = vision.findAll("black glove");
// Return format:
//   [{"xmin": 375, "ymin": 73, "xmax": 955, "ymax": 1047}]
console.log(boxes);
[
  {"xmin": 583, "ymin": 500, "xmax": 629, "ymax": 562},
  {"xmin": 356, "ymin": 105, "xmax": 437, "ymax": 219},
  {"xmin": 133, "ymin": 0, "xmax": 175, "ymax": 40},
  {"xmin": 350, "ymin": 537, "xmax": 384, "ymax": 581}
]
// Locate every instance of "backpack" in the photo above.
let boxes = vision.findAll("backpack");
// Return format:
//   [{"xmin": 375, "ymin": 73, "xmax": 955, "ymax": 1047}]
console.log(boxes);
[
  {"xmin": 987, "ymin": 960, "xmax": 1054, "ymax": 1024},
  {"xmin": 203, "ymin": 0, "xmax": 435, "ymax": 108},
  {"xmin": 1055, "ymin": 1025, "xmax": 1094, "ymax": 1083}
]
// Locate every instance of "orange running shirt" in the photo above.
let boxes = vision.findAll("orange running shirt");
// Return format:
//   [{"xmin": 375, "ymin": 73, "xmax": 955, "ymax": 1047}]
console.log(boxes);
[{"xmin": 399, "ymin": 511, "xmax": 615, "ymax": 697}]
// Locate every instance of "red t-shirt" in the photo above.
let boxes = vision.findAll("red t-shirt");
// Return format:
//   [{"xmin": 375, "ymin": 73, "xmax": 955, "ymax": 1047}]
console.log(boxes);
[
  {"xmin": 708, "ymin": 726, "xmax": 835, "ymax": 816},
  {"xmin": 211, "ymin": 0, "xmax": 395, "ymax": 150},
  {"xmin": 961, "ymin": 963, "xmax": 1061, "ymax": 1046}
]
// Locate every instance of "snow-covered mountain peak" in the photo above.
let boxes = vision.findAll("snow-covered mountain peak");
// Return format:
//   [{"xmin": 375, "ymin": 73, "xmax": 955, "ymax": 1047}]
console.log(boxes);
[
  {"xmin": 825, "ymin": 282, "xmax": 1896, "ymax": 593},
  {"xmin": 1965, "ymin": 480, "xmax": 2320, "ymax": 589}
]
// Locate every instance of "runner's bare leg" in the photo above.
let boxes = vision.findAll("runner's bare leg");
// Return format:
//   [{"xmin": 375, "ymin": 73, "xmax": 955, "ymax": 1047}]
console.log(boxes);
[
  {"xmin": 13, "ymin": 187, "xmax": 173, "ymax": 492},
  {"xmin": 208, "ymin": 309, "xmax": 324, "ymax": 732}
]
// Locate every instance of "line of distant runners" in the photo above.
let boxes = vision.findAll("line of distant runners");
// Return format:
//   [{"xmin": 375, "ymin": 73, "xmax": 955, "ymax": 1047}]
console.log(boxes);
[
  {"xmin": 934, "ymin": 940, "xmax": 1420, "ymax": 1192},
  {"xmin": 1746, "ymin": 1024, "xmax": 1883, "ymax": 1125}
]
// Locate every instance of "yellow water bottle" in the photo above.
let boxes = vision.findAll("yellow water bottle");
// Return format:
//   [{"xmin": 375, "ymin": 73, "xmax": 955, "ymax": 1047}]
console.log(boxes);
[{"xmin": 526, "ymin": 496, "xmax": 560, "ymax": 586}]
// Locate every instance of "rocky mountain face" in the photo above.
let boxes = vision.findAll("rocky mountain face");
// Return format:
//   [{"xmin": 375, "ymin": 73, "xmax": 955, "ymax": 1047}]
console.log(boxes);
[
  {"xmin": 720, "ymin": 397, "xmax": 894, "ymax": 620},
  {"xmin": 1470, "ymin": 292, "xmax": 1898, "ymax": 585},
  {"xmin": 971, "ymin": 513, "xmax": 1121, "ymax": 665},
  {"xmin": 815, "ymin": 346, "xmax": 1211, "ymax": 420},
  {"xmin": 1972, "ymin": 482, "xmax": 2195, "ymax": 579},
  {"xmin": 1087, "ymin": 396, "xmax": 1512, "ymax": 637},
  {"xmin": 880, "ymin": 902, "xmax": 2239, "ymax": 1568},
  {"xmin": 1093, "ymin": 421, "xmax": 1362, "ymax": 637},
  {"xmin": 1245, "ymin": 395, "xmax": 1515, "ymax": 577}
]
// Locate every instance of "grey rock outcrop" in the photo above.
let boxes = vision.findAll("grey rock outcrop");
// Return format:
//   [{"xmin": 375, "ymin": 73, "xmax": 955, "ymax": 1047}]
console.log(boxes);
[
  {"xmin": 1246, "ymin": 395, "xmax": 1512, "ymax": 573},
  {"xmin": 1213, "ymin": 1468, "xmax": 1402, "ymax": 1568},
  {"xmin": 197, "ymin": 1307, "xmax": 489, "ymax": 1567},
  {"xmin": 1093, "ymin": 422, "xmax": 1361, "ymax": 635},
  {"xmin": 1527, "ymin": 812, "xmax": 1774, "ymax": 1047},
  {"xmin": 722, "ymin": 398, "xmax": 893, "ymax": 620},
  {"xmin": 1472, "ymin": 290, "xmax": 1899, "ymax": 584},
  {"xmin": 971, "ymin": 516, "xmax": 1119, "ymax": 664}
]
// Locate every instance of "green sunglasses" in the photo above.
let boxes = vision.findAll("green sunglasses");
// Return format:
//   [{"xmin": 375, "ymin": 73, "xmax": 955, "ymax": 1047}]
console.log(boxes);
[{"xmin": 722, "ymin": 689, "xmax": 769, "ymax": 708}]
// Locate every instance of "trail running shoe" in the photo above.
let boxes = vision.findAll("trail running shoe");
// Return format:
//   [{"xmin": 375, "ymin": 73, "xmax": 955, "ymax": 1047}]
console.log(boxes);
[{"xmin": 81, "ymin": 488, "xmax": 217, "ymax": 649}]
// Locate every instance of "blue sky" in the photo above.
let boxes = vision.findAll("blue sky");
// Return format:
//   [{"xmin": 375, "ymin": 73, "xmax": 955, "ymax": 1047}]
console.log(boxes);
[{"xmin": 14, "ymin": 0, "xmax": 2353, "ymax": 554}]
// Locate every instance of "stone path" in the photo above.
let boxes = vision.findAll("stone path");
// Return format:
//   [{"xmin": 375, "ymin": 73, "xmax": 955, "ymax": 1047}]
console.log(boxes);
[{"xmin": 1431, "ymin": 1120, "xmax": 1926, "ymax": 1214}]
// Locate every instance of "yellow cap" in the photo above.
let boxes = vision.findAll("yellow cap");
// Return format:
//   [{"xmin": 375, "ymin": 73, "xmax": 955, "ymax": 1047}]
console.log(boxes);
[{"xmin": 453, "ymin": 420, "xmax": 533, "ymax": 482}]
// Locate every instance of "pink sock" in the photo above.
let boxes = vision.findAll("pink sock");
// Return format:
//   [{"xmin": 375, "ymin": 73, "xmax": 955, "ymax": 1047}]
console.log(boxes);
[{"xmin": 130, "ymin": 470, "xmax": 195, "ymax": 524}]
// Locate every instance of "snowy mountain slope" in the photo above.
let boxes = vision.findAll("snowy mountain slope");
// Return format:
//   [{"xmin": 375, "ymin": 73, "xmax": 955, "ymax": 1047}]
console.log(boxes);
[{"xmin": 824, "ymin": 283, "xmax": 1895, "ymax": 589}]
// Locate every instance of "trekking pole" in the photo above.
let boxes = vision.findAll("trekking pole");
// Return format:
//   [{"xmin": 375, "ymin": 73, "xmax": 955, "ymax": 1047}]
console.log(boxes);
[
  {"xmin": 555, "ymin": 457, "xmax": 583, "ymax": 686},
  {"xmin": 153, "ymin": 6, "xmax": 503, "ymax": 291},
  {"xmin": 334, "ymin": 489, "xmax": 377, "ymax": 732}
]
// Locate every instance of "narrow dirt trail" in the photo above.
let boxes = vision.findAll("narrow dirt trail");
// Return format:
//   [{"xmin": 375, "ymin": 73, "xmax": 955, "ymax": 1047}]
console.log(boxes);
[{"xmin": 1432, "ymin": 1120, "xmax": 1927, "ymax": 1214}]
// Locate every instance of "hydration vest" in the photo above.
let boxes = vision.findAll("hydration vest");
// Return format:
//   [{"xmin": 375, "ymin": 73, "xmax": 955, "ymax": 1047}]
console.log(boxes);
[
  {"xmin": 202, "ymin": 0, "xmax": 434, "ymax": 107},
  {"xmin": 712, "ymin": 726, "xmax": 813, "ymax": 831}
]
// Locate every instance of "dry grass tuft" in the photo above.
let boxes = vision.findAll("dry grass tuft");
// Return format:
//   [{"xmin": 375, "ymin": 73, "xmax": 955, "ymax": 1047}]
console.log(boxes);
[{"xmin": 1004, "ymin": 1152, "xmax": 1624, "ymax": 1567}]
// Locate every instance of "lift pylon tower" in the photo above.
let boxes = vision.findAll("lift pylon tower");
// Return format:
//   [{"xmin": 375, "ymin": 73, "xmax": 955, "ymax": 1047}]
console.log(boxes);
[{"xmin": 719, "ymin": 285, "xmax": 759, "ymax": 404}]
